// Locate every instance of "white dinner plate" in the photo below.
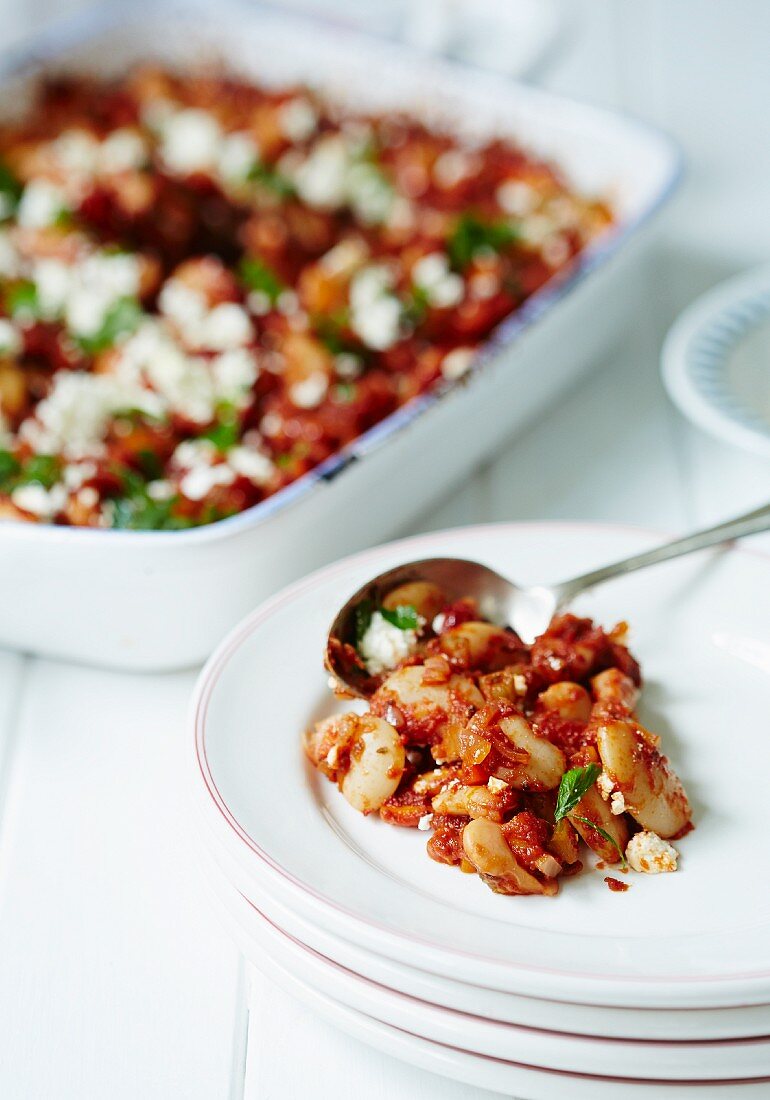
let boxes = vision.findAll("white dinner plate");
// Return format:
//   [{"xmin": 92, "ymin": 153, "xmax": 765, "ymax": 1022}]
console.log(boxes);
[
  {"xmin": 193, "ymin": 829, "xmax": 770, "ymax": 1041},
  {"xmin": 190, "ymin": 523, "xmax": 770, "ymax": 1008},
  {"xmin": 662, "ymin": 263, "xmax": 770, "ymax": 457},
  {"xmin": 198, "ymin": 853, "xmax": 770, "ymax": 1098},
  {"xmin": 197, "ymin": 840, "xmax": 770, "ymax": 1080}
]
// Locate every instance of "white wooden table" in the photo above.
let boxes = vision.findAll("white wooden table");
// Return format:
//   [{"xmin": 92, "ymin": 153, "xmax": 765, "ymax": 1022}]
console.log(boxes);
[{"xmin": 1, "ymin": 3, "xmax": 769, "ymax": 1097}]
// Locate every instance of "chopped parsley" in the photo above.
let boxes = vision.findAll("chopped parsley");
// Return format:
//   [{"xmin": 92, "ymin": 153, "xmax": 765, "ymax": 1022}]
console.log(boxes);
[
  {"xmin": 6, "ymin": 280, "xmax": 39, "ymax": 320},
  {"xmin": 0, "ymin": 161, "xmax": 21, "ymax": 220},
  {"xmin": 447, "ymin": 213, "xmax": 518, "ymax": 271},
  {"xmin": 239, "ymin": 256, "xmax": 284, "ymax": 305},
  {"xmin": 403, "ymin": 283, "xmax": 431, "ymax": 327},
  {"xmin": 135, "ymin": 448, "xmax": 164, "ymax": 481},
  {"xmin": 17, "ymin": 454, "xmax": 61, "ymax": 490},
  {"xmin": 247, "ymin": 161, "xmax": 296, "ymax": 200},
  {"xmin": 332, "ymin": 382, "xmax": 356, "ymax": 403},
  {"xmin": 76, "ymin": 297, "xmax": 143, "ymax": 355},
  {"xmin": 203, "ymin": 405, "xmax": 241, "ymax": 453},
  {"xmin": 0, "ymin": 449, "xmax": 20, "ymax": 489}
]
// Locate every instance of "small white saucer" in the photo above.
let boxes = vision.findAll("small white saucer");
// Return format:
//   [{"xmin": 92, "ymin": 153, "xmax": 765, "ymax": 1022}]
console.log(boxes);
[{"xmin": 662, "ymin": 264, "xmax": 770, "ymax": 458}]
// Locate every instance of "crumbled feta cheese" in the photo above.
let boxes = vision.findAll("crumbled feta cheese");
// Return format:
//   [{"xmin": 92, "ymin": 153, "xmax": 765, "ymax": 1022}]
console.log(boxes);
[
  {"xmin": 211, "ymin": 348, "xmax": 259, "ymax": 401},
  {"xmin": 289, "ymin": 371, "xmax": 328, "ymax": 409},
  {"xmin": 117, "ymin": 321, "xmax": 215, "ymax": 423},
  {"xmin": 99, "ymin": 128, "xmax": 148, "ymax": 173},
  {"xmin": 0, "ymin": 231, "xmax": 19, "ymax": 278},
  {"xmin": 33, "ymin": 259, "xmax": 72, "ymax": 318},
  {"xmin": 433, "ymin": 149, "xmax": 473, "ymax": 189},
  {"xmin": 247, "ymin": 291, "xmax": 272, "ymax": 317},
  {"xmin": 173, "ymin": 438, "xmax": 218, "ymax": 469},
  {"xmin": 259, "ymin": 412, "xmax": 282, "ymax": 438},
  {"xmin": 67, "ymin": 256, "xmax": 141, "ymax": 339},
  {"xmin": 147, "ymin": 479, "xmax": 175, "ymax": 501},
  {"xmin": 159, "ymin": 279, "xmax": 208, "ymax": 329},
  {"xmin": 227, "ymin": 445, "xmax": 275, "ymax": 485},
  {"xmin": 17, "ymin": 180, "xmax": 69, "ymax": 228},
  {"xmin": 417, "ymin": 813, "xmax": 434, "ymax": 832},
  {"xmin": 497, "ymin": 179, "xmax": 537, "ymax": 217},
  {"xmin": 0, "ymin": 318, "xmax": 21, "ymax": 356},
  {"xmin": 346, "ymin": 162, "xmax": 394, "ymax": 225},
  {"xmin": 76, "ymin": 486, "xmax": 99, "ymax": 509},
  {"xmin": 218, "ymin": 131, "xmax": 259, "ymax": 183},
  {"xmin": 294, "ymin": 135, "xmax": 350, "ymax": 209},
  {"xmin": 349, "ymin": 264, "xmax": 402, "ymax": 351},
  {"xmin": 487, "ymin": 777, "xmax": 508, "ymax": 793},
  {"xmin": 441, "ymin": 346, "xmax": 475, "ymax": 381},
  {"xmin": 199, "ymin": 303, "xmax": 253, "ymax": 350},
  {"xmin": 11, "ymin": 482, "xmax": 67, "ymax": 518},
  {"xmin": 21, "ymin": 370, "xmax": 162, "ymax": 454},
  {"xmin": 62, "ymin": 460, "xmax": 97, "ymax": 490},
  {"xmin": 160, "ymin": 282, "xmax": 253, "ymax": 351},
  {"xmin": 141, "ymin": 98, "xmax": 177, "ymax": 133},
  {"xmin": 520, "ymin": 214, "xmax": 554, "ymax": 247},
  {"xmin": 334, "ymin": 352, "xmax": 362, "ymax": 380},
  {"xmin": 180, "ymin": 462, "xmax": 235, "ymax": 501},
  {"xmin": 359, "ymin": 610, "xmax": 418, "ymax": 675},
  {"xmin": 52, "ymin": 129, "xmax": 100, "ymax": 175},
  {"xmin": 412, "ymin": 253, "xmax": 464, "ymax": 309},
  {"xmin": 431, "ymin": 612, "xmax": 447, "ymax": 634},
  {"xmin": 596, "ymin": 772, "xmax": 614, "ymax": 802},
  {"xmin": 626, "ymin": 831, "xmax": 679, "ymax": 874},
  {"xmin": 610, "ymin": 790, "xmax": 626, "ymax": 816},
  {"xmin": 276, "ymin": 289, "xmax": 300, "ymax": 317},
  {"xmin": 512, "ymin": 672, "xmax": 528, "ymax": 696},
  {"xmin": 160, "ymin": 109, "xmax": 223, "ymax": 174},
  {"xmin": 278, "ymin": 98, "xmax": 318, "ymax": 143}
]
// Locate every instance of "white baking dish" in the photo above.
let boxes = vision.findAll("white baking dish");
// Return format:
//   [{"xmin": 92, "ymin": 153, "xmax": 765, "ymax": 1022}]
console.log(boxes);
[{"xmin": 0, "ymin": 2, "xmax": 680, "ymax": 670}]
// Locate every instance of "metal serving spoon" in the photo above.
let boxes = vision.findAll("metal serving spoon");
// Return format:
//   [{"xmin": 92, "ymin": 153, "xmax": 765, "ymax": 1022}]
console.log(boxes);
[{"xmin": 326, "ymin": 501, "xmax": 770, "ymax": 696}]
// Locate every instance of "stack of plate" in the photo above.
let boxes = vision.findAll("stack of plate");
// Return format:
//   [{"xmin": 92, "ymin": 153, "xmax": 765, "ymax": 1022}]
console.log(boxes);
[{"xmin": 188, "ymin": 523, "xmax": 770, "ymax": 1098}]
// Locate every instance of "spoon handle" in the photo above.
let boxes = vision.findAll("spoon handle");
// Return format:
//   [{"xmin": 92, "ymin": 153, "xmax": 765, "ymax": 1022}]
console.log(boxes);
[{"xmin": 555, "ymin": 501, "xmax": 770, "ymax": 606}]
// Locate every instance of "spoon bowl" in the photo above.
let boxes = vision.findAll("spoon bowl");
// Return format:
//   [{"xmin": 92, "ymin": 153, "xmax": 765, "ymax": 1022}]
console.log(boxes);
[{"xmin": 325, "ymin": 502, "xmax": 770, "ymax": 697}]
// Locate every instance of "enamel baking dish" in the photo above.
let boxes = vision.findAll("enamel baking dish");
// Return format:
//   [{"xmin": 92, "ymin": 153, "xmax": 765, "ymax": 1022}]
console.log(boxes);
[{"xmin": 0, "ymin": 2, "xmax": 680, "ymax": 670}]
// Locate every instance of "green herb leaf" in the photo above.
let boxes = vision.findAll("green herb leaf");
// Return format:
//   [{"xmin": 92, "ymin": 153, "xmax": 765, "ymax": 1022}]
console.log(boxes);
[
  {"xmin": 554, "ymin": 763, "xmax": 601, "ymax": 824},
  {"xmin": 203, "ymin": 407, "xmax": 241, "ymax": 454},
  {"xmin": 0, "ymin": 161, "xmax": 21, "ymax": 220},
  {"xmin": 0, "ymin": 449, "xmax": 20, "ymax": 489},
  {"xmin": 6, "ymin": 280, "xmax": 39, "ymax": 319},
  {"xmin": 136, "ymin": 448, "xmax": 164, "ymax": 481},
  {"xmin": 332, "ymin": 382, "xmax": 356, "ymax": 403},
  {"xmin": 77, "ymin": 297, "xmax": 143, "ymax": 355},
  {"xmin": 110, "ymin": 484, "xmax": 194, "ymax": 531},
  {"xmin": 447, "ymin": 213, "xmax": 518, "ymax": 272},
  {"xmin": 380, "ymin": 604, "xmax": 420, "ymax": 631},
  {"xmin": 17, "ymin": 454, "xmax": 61, "ymax": 490},
  {"xmin": 403, "ymin": 283, "xmax": 431, "ymax": 327},
  {"xmin": 572, "ymin": 815, "xmax": 628, "ymax": 869},
  {"xmin": 239, "ymin": 256, "xmax": 285, "ymax": 306},
  {"xmin": 247, "ymin": 161, "xmax": 296, "ymax": 199},
  {"xmin": 353, "ymin": 599, "xmax": 375, "ymax": 647}
]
